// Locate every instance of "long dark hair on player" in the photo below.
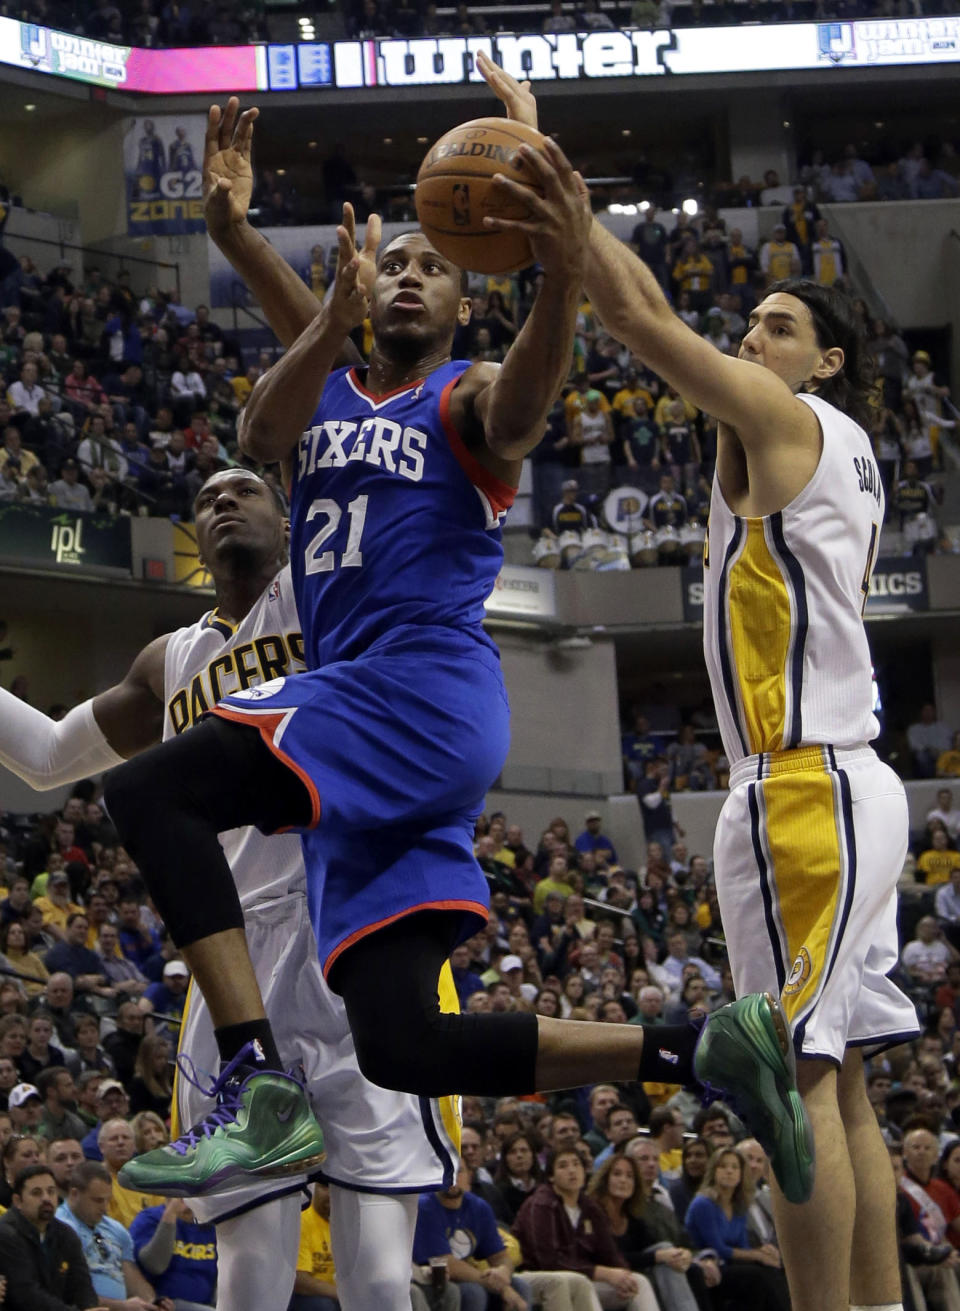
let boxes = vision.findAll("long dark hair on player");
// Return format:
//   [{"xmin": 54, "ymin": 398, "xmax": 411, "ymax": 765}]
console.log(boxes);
[{"xmin": 765, "ymin": 278, "xmax": 876, "ymax": 430}]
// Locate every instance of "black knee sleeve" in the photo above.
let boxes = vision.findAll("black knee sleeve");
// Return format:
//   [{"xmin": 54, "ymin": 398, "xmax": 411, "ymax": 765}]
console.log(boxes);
[
  {"xmin": 335, "ymin": 912, "xmax": 540, "ymax": 1097},
  {"xmin": 103, "ymin": 716, "xmax": 310, "ymax": 947}
]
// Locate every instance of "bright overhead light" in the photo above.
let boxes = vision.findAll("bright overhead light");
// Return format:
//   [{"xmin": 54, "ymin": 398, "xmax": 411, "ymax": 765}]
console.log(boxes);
[
  {"xmin": 308, "ymin": 140, "xmax": 317, "ymax": 148},
  {"xmin": 276, "ymin": 168, "xmax": 286, "ymax": 176},
  {"xmin": 416, "ymin": 136, "xmax": 428, "ymax": 143},
  {"xmin": 24, "ymin": 103, "xmax": 36, "ymax": 111},
  {"xmin": 621, "ymin": 128, "xmax": 631, "ymax": 136},
  {"xmin": 681, "ymin": 197, "xmax": 698, "ymax": 216},
  {"xmin": 383, "ymin": 137, "xmax": 393, "ymax": 144},
  {"xmin": 639, "ymin": 200, "xmax": 650, "ymax": 211}
]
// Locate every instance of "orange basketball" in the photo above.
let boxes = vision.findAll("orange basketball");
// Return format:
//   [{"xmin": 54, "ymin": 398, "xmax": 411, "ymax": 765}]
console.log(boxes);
[{"xmin": 415, "ymin": 117, "xmax": 547, "ymax": 275}]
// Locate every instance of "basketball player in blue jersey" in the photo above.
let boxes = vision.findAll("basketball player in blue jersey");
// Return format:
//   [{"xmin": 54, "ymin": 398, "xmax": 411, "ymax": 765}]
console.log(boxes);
[
  {"xmin": 476, "ymin": 52, "xmax": 915, "ymax": 1311},
  {"xmin": 101, "ymin": 99, "xmax": 811, "ymax": 1216},
  {"xmin": 0, "ymin": 106, "xmax": 461, "ymax": 1311}
]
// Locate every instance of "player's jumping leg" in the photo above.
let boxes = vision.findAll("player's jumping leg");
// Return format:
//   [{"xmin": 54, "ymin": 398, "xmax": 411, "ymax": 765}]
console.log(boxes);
[
  {"xmin": 329, "ymin": 1187, "xmax": 418, "ymax": 1311},
  {"xmin": 215, "ymin": 1194, "xmax": 302, "ymax": 1311},
  {"xmin": 104, "ymin": 716, "xmax": 328, "ymax": 1193},
  {"xmin": 769, "ymin": 1051, "xmax": 902, "ymax": 1311},
  {"xmin": 105, "ymin": 717, "xmax": 810, "ymax": 1203}
]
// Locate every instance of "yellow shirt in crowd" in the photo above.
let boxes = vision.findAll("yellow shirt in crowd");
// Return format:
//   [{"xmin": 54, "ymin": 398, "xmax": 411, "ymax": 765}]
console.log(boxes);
[
  {"xmin": 672, "ymin": 254, "xmax": 713, "ymax": 293},
  {"xmin": 297, "ymin": 1207, "xmax": 336, "ymax": 1283},
  {"xmin": 917, "ymin": 849, "xmax": 960, "ymax": 887},
  {"xmin": 33, "ymin": 896, "xmax": 82, "ymax": 932},
  {"xmin": 109, "ymin": 1176, "xmax": 164, "ymax": 1229}
]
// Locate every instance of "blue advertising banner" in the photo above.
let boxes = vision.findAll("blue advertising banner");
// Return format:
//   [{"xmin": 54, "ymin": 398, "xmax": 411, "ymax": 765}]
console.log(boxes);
[{"xmin": 124, "ymin": 114, "xmax": 207, "ymax": 236}]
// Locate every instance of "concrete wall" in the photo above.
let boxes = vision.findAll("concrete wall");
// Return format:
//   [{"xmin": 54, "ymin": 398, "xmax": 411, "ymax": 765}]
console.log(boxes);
[
  {"xmin": 496, "ymin": 632, "xmax": 623, "ymax": 796},
  {"xmin": 0, "ymin": 107, "xmax": 127, "ymax": 245},
  {"xmin": 821, "ymin": 199, "xmax": 960, "ymax": 330}
]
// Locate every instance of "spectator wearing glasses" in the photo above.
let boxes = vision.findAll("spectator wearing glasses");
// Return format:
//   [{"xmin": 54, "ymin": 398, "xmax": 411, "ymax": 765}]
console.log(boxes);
[{"xmin": 58, "ymin": 1159, "xmax": 174, "ymax": 1311}]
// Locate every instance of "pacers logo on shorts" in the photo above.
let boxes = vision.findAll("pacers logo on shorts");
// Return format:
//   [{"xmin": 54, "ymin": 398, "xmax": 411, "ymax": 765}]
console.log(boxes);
[
  {"xmin": 230, "ymin": 676, "xmax": 287, "ymax": 701},
  {"xmin": 783, "ymin": 946, "xmax": 812, "ymax": 996}
]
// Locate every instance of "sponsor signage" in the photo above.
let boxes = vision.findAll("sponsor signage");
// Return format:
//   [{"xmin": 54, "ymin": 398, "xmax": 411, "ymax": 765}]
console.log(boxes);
[
  {"xmin": 682, "ymin": 554, "xmax": 928, "ymax": 623},
  {"xmin": 1, "ymin": 14, "xmax": 959, "ymax": 94},
  {"xmin": 0, "ymin": 503, "xmax": 131, "ymax": 576},
  {"xmin": 123, "ymin": 114, "xmax": 208, "ymax": 236},
  {"xmin": 485, "ymin": 565, "xmax": 556, "ymax": 620}
]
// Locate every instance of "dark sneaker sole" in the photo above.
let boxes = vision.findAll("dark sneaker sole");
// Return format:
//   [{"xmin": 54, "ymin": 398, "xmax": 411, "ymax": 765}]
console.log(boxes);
[{"xmin": 695, "ymin": 991, "xmax": 815, "ymax": 1205}]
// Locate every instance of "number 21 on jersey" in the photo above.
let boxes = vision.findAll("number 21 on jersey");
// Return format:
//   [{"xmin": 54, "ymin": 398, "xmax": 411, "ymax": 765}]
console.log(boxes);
[{"xmin": 304, "ymin": 495, "xmax": 369, "ymax": 574}]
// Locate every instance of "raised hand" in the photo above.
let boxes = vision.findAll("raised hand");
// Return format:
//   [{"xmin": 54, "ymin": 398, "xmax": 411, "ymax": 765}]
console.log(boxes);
[
  {"xmin": 328, "ymin": 203, "xmax": 378, "ymax": 332},
  {"xmin": 485, "ymin": 138, "xmax": 591, "ymax": 282},
  {"xmin": 476, "ymin": 51, "xmax": 538, "ymax": 130},
  {"xmin": 204, "ymin": 96, "xmax": 259, "ymax": 241}
]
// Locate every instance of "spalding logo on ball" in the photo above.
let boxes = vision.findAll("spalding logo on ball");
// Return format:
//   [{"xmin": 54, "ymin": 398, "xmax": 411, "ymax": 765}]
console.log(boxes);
[{"xmin": 415, "ymin": 117, "xmax": 548, "ymax": 275}]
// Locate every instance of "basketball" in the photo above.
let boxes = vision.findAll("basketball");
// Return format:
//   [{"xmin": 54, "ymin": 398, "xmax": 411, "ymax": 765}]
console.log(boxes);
[{"xmin": 415, "ymin": 116, "xmax": 548, "ymax": 275}]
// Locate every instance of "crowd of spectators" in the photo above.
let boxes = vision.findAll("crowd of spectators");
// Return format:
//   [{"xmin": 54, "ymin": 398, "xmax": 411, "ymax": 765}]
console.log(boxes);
[
  {"xmin": 3, "ymin": 780, "xmax": 960, "ymax": 1307},
  {"xmin": 0, "ymin": 255, "xmax": 283, "ymax": 521},
  {"xmin": 8, "ymin": 0, "xmax": 267, "ymax": 49},
  {"xmin": 4, "ymin": 0, "xmax": 953, "ymax": 50},
  {"xmin": 522, "ymin": 205, "xmax": 955, "ymax": 571}
]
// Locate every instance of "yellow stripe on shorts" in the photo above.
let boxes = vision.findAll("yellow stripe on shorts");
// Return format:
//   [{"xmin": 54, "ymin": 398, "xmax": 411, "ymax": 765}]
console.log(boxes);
[{"xmin": 760, "ymin": 766, "xmax": 845, "ymax": 1030}]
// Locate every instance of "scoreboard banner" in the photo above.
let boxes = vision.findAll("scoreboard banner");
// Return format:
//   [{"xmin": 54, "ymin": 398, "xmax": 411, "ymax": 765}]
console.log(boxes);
[
  {"xmin": 123, "ymin": 114, "xmax": 207, "ymax": 236},
  {"xmin": 1, "ymin": 14, "xmax": 959, "ymax": 94}
]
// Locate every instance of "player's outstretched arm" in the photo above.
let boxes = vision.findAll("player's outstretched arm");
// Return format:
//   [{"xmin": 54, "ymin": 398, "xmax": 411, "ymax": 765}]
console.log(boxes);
[
  {"xmin": 583, "ymin": 220, "xmax": 806, "ymax": 446},
  {"xmin": 455, "ymin": 139, "xmax": 589, "ymax": 469},
  {"xmin": 204, "ymin": 98, "xmax": 359, "ymax": 356},
  {"xmin": 0, "ymin": 636, "xmax": 167, "ymax": 791},
  {"xmin": 239, "ymin": 205, "xmax": 377, "ymax": 465},
  {"xmin": 479, "ymin": 53, "xmax": 805, "ymax": 449}
]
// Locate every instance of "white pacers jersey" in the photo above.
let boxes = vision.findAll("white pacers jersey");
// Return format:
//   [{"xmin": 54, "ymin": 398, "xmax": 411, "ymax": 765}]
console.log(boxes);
[
  {"xmin": 703, "ymin": 392, "xmax": 882, "ymax": 768},
  {"xmin": 164, "ymin": 564, "xmax": 459, "ymax": 1221}
]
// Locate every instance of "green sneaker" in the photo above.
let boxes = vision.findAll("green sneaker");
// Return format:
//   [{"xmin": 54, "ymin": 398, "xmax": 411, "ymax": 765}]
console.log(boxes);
[
  {"xmin": 694, "ymin": 992, "xmax": 815, "ymax": 1205},
  {"xmin": 118, "ymin": 1044, "xmax": 325, "ymax": 1197}
]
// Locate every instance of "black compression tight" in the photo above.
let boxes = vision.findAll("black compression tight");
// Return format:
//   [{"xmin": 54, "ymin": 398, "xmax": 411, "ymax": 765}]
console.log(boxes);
[
  {"xmin": 104, "ymin": 720, "xmax": 541, "ymax": 1098},
  {"xmin": 333, "ymin": 911, "xmax": 540, "ymax": 1097},
  {"xmin": 102, "ymin": 716, "xmax": 312, "ymax": 946}
]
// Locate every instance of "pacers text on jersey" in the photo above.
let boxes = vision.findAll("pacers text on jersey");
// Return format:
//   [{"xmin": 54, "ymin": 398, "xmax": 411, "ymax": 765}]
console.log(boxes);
[{"xmin": 167, "ymin": 630, "xmax": 305, "ymax": 733}]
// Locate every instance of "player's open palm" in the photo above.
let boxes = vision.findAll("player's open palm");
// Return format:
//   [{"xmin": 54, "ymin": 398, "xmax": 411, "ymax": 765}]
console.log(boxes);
[
  {"xmin": 329, "ymin": 203, "xmax": 376, "ymax": 332},
  {"xmin": 204, "ymin": 96, "xmax": 259, "ymax": 240},
  {"xmin": 486, "ymin": 138, "xmax": 591, "ymax": 283},
  {"xmin": 477, "ymin": 50, "xmax": 538, "ymax": 131}
]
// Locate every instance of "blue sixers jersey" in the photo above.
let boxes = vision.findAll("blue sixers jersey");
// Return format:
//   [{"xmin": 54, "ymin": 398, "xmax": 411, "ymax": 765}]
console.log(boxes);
[{"xmin": 290, "ymin": 361, "xmax": 515, "ymax": 668}]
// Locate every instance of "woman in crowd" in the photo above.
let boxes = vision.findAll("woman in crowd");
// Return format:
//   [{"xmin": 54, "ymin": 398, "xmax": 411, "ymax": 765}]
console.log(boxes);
[
  {"xmin": 494, "ymin": 1131, "xmax": 543, "ymax": 1224},
  {"xmin": 18, "ymin": 1010, "xmax": 65, "ymax": 1084},
  {"xmin": 667, "ymin": 1139, "xmax": 712, "ymax": 1218},
  {"xmin": 921, "ymin": 1139, "xmax": 960, "ymax": 1253},
  {"xmin": 132, "ymin": 1110, "xmax": 170, "ymax": 1156},
  {"xmin": 0, "ymin": 1015, "xmax": 26, "ymax": 1066},
  {"xmin": 536, "ymin": 987, "xmax": 562, "ymax": 1019},
  {"xmin": 514, "ymin": 1147, "xmax": 659, "ymax": 1311},
  {"xmin": 561, "ymin": 972, "xmax": 587, "ymax": 1018},
  {"xmin": 129, "ymin": 1032, "xmax": 173, "ymax": 1117},
  {"xmin": 0, "ymin": 920, "xmax": 48, "ymax": 997},
  {"xmin": 0, "ymin": 1133, "xmax": 42, "ymax": 1208},
  {"xmin": 685, "ymin": 1148, "xmax": 790, "ymax": 1310},
  {"xmin": 735, "ymin": 1139, "xmax": 780, "ymax": 1251},
  {"xmin": 589, "ymin": 1151, "xmax": 713, "ymax": 1311}
]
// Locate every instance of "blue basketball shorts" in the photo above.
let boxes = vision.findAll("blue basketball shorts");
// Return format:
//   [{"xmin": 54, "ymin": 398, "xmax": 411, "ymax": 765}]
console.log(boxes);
[{"xmin": 211, "ymin": 626, "xmax": 509, "ymax": 981}]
